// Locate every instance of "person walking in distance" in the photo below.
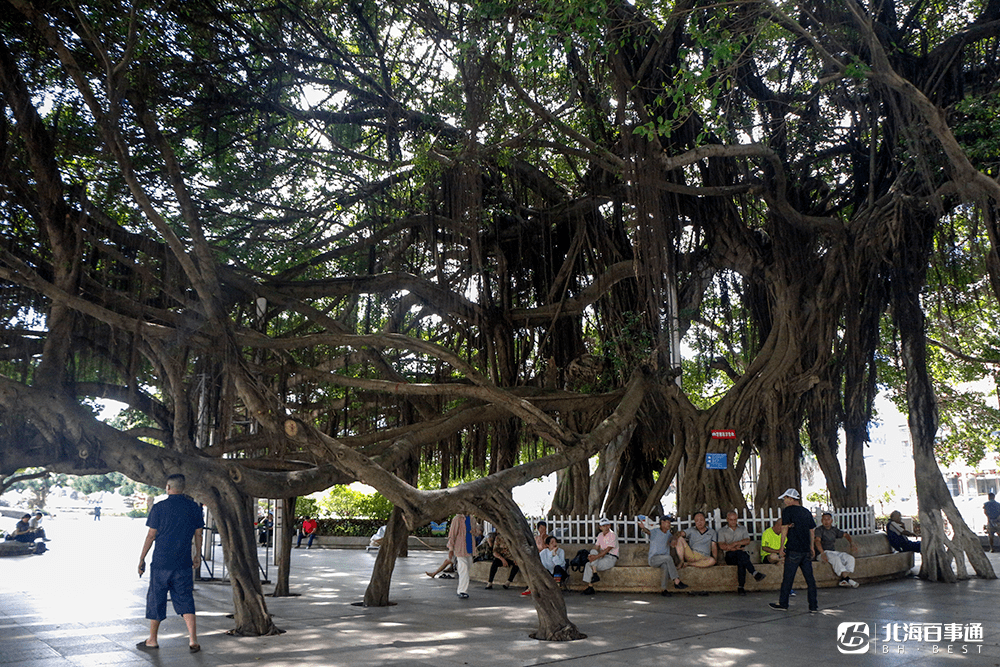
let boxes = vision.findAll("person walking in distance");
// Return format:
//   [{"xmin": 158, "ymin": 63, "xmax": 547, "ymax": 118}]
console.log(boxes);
[
  {"xmin": 137, "ymin": 474, "xmax": 205, "ymax": 653},
  {"xmin": 769, "ymin": 488, "xmax": 818, "ymax": 613}
]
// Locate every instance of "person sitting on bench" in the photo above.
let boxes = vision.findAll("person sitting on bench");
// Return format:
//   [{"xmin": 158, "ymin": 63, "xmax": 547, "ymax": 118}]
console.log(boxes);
[
  {"xmin": 7, "ymin": 514, "xmax": 44, "ymax": 543},
  {"xmin": 886, "ymin": 511, "xmax": 921, "ymax": 553}
]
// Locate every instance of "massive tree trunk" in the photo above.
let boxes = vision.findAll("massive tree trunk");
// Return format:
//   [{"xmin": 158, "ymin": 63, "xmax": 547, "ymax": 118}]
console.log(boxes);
[
  {"xmin": 480, "ymin": 488, "xmax": 585, "ymax": 641},
  {"xmin": 201, "ymin": 479, "xmax": 282, "ymax": 635},
  {"xmin": 807, "ymin": 379, "xmax": 849, "ymax": 507},
  {"xmin": 362, "ymin": 506, "xmax": 409, "ymax": 607},
  {"xmin": 755, "ymin": 417, "xmax": 803, "ymax": 510},
  {"xmin": 671, "ymin": 406, "xmax": 745, "ymax": 516},
  {"xmin": 891, "ymin": 205, "xmax": 995, "ymax": 582},
  {"xmin": 271, "ymin": 496, "xmax": 296, "ymax": 597},
  {"xmin": 550, "ymin": 461, "xmax": 590, "ymax": 516},
  {"xmin": 587, "ymin": 424, "xmax": 634, "ymax": 515}
]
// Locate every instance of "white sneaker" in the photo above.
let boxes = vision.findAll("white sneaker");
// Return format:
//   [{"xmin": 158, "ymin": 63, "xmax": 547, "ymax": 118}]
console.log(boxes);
[
  {"xmin": 839, "ymin": 579, "xmax": 852, "ymax": 587},
  {"xmin": 849, "ymin": 579, "xmax": 859, "ymax": 588}
]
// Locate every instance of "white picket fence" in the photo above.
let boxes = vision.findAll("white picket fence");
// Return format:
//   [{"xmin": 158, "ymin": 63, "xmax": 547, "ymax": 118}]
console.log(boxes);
[{"xmin": 533, "ymin": 506, "xmax": 876, "ymax": 544}]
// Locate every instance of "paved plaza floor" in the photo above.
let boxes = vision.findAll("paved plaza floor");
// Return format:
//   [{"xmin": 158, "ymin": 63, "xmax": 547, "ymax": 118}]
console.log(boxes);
[{"xmin": 2, "ymin": 515, "xmax": 1000, "ymax": 667}]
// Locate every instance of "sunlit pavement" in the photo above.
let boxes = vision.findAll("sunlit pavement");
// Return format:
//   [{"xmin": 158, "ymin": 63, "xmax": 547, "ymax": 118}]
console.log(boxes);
[{"xmin": 2, "ymin": 515, "xmax": 1000, "ymax": 666}]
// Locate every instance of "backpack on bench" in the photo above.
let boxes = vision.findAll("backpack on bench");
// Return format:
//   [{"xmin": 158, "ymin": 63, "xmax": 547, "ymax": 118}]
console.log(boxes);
[{"xmin": 569, "ymin": 549, "xmax": 591, "ymax": 572}]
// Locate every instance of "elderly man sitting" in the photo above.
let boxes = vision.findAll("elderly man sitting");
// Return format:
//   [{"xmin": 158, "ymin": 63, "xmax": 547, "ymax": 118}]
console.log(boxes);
[
  {"xmin": 581, "ymin": 518, "xmax": 619, "ymax": 595},
  {"xmin": 718, "ymin": 511, "xmax": 766, "ymax": 595},
  {"xmin": 815, "ymin": 512, "xmax": 859, "ymax": 588},
  {"xmin": 675, "ymin": 511, "xmax": 717, "ymax": 568},
  {"xmin": 639, "ymin": 515, "xmax": 689, "ymax": 596}
]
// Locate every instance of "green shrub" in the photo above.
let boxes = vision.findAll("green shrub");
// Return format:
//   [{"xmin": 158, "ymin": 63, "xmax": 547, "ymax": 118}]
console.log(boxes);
[
  {"xmin": 295, "ymin": 497, "xmax": 319, "ymax": 518},
  {"xmin": 127, "ymin": 508, "xmax": 149, "ymax": 519},
  {"xmin": 316, "ymin": 486, "xmax": 393, "ymax": 520},
  {"xmin": 312, "ymin": 518, "xmax": 441, "ymax": 537}
]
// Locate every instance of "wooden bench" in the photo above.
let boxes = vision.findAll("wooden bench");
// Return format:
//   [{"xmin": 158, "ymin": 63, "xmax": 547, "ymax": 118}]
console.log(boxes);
[{"xmin": 470, "ymin": 533, "xmax": 913, "ymax": 593}]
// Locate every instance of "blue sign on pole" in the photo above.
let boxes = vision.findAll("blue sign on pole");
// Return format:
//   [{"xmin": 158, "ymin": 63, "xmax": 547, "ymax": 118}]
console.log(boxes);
[{"xmin": 705, "ymin": 453, "xmax": 728, "ymax": 470}]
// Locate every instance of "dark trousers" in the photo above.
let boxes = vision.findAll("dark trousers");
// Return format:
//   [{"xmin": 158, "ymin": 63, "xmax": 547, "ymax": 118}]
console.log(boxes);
[
  {"xmin": 779, "ymin": 550, "xmax": 817, "ymax": 610},
  {"xmin": 887, "ymin": 530, "xmax": 921, "ymax": 553},
  {"xmin": 296, "ymin": 532, "xmax": 315, "ymax": 547},
  {"xmin": 724, "ymin": 549, "xmax": 757, "ymax": 587},
  {"xmin": 488, "ymin": 558, "xmax": 520, "ymax": 583}
]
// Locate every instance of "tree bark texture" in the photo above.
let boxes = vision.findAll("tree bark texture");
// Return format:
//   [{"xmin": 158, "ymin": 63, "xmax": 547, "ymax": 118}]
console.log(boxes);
[
  {"xmin": 363, "ymin": 506, "xmax": 409, "ymax": 607},
  {"xmin": 202, "ymin": 482, "xmax": 282, "ymax": 634},
  {"xmin": 480, "ymin": 489, "xmax": 586, "ymax": 641},
  {"xmin": 271, "ymin": 496, "xmax": 296, "ymax": 597},
  {"xmin": 890, "ymin": 205, "xmax": 995, "ymax": 582},
  {"xmin": 551, "ymin": 461, "xmax": 590, "ymax": 516}
]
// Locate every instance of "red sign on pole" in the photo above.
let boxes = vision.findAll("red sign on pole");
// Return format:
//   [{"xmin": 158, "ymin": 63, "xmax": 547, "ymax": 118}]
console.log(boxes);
[{"xmin": 711, "ymin": 429, "xmax": 736, "ymax": 439}]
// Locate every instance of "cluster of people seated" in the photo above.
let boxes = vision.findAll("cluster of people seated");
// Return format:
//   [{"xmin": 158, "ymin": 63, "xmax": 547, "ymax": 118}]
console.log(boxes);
[
  {"xmin": 476, "ymin": 507, "xmax": 922, "ymax": 598},
  {"xmin": 481, "ymin": 520, "xmax": 570, "ymax": 596},
  {"xmin": 431, "ymin": 503, "xmax": 922, "ymax": 602},
  {"xmin": 4, "ymin": 512, "xmax": 48, "ymax": 543},
  {"xmin": 579, "ymin": 511, "xmax": 771, "ymax": 596}
]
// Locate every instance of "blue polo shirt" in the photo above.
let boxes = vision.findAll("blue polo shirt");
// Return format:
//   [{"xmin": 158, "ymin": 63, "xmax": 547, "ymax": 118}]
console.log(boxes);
[
  {"xmin": 147, "ymin": 494, "xmax": 204, "ymax": 570},
  {"xmin": 647, "ymin": 527, "xmax": 674, "ymax": 561}
]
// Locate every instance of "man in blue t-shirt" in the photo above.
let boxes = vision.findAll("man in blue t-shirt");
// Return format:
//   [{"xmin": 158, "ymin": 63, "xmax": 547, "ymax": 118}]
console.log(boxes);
[
  {"xmin": 984, "ymin": 493, "xmax": 1000, "ymax": 553},
  {"xmin": 137, "ymin": 474, "xmax": 205, "ymax": 653},
  {"xmin": 769, "ymin": 488, "xmax": 817, "ymax": 613}
]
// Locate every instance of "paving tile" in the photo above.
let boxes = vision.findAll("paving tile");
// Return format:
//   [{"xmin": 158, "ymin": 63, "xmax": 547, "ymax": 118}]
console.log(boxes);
[
  {"xmin": 0, "ymin": 659, "xmax": 76, "ymax": 667},
  {"xmin": 0, "ymin": 644, "xmax": 62, "ymax": 665}
]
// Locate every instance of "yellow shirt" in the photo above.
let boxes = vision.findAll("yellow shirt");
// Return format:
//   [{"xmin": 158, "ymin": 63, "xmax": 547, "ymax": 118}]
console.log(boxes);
[{"xmin": 761, "ymin": 527, "xmax": 782, "ymax": 561}]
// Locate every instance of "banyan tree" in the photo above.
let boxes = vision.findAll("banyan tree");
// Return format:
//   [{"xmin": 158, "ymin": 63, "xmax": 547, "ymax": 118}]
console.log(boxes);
[{"xmin": 2, "ymin": 0, "xmax": 999, "ymax": 640}]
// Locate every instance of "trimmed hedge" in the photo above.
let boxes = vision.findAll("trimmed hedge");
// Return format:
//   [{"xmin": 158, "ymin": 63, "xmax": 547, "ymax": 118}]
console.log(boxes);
[{"xmin": 313, "ymin": 517, "xmax": 440, "ymax": 537}]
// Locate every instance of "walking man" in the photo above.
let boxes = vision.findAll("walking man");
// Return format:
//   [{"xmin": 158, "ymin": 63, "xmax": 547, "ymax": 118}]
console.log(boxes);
[
  {"xmin": 137, "ymin": 474, "xmax": 205, "ymax": 653},
  {"xmin": 769, "ymin": 488, "xmax": 818, "ymax": 613}
]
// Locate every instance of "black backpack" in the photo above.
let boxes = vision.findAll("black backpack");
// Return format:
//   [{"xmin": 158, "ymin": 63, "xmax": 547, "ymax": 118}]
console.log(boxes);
[{"xmin": 569, "ymin": 549, "xmax": 591, "ymax": 572}]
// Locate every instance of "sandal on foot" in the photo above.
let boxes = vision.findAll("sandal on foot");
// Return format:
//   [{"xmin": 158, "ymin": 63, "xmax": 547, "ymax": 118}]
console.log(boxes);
[
  {"xmin": 190, "ymin": 644, "xmax": 201, "ymax": 653},
  {"xmin": 136, "ymin": 642, "xmax": 159, "ymax": 651}
]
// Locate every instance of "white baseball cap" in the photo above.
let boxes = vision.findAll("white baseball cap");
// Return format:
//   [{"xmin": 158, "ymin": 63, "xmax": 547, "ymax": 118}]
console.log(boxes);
[
  {"xmin": 598, "ymin": 518, "xmax": 612, "ymax": 526},
  {"xmin": 778, "ymin": 488, "xmax": 800, "ymax": 500}
]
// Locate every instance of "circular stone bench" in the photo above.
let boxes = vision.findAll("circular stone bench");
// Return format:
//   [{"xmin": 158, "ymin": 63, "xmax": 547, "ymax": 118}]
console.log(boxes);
[
  {"xmin": 470, "ymin": 533, "xmax": 913, "ymax": 593},
  {"xmin": 0, "ymin": 540, "xmax": 37, "ymax": 557}
]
